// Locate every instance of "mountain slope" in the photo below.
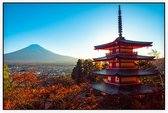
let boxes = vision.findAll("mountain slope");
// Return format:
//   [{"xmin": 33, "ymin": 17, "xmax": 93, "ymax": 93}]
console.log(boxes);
[{"xmin": 4, "ymin": 44, "xmax": 78, "ymax": 64}]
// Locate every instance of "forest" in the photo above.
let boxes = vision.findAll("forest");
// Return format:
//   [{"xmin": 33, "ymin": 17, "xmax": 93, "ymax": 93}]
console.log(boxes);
[{"xmin": 3, "ymin": 59, "xmax": 165, "ymax": 110}]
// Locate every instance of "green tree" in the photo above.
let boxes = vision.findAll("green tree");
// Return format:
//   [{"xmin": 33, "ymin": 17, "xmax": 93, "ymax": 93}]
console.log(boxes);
[
  {"xmin": 71, "ymin": 59, "xmax": 83, "ymax": 84},
  {"xmin": 71, "ymin": 59, "xmax": 98, "ymax": 84},
  {"xmin": 4, "ymin": 64, "xmax": 10, "ymax": 89},
  {"xmin": 83, "ymin": 59, "xmax": 96, "ymax": 82}
]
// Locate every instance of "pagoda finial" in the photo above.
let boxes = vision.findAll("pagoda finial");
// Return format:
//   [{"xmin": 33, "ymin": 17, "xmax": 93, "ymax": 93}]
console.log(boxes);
[{"xmin": 118, "ymin": 5, "xmax": 122, "ymax": 37}]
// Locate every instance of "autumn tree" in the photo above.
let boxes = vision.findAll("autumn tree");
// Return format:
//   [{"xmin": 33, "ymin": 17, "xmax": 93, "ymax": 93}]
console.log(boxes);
[
  {"xmin": 135, "ymin": 60, "xmax": 157, "ymax": 70},
  {"xmin": 148, "ymin": 49, "xmax": 160, "ymax": 59},
  {"xmin": 135, "ymin": 59, "xmax": 164, "ymax": 89},
  {"xmin": 4, "ymin": 82, "xmax": 88, "ymax": 109},
  {"xmin": 95, "ymin": 62, "xmax": 103, "ymax": 70},
  {"xmin": 43, "ymin": 75, "xmax": 75, "ymax": 88},
  {"xmin": 9, "ymin": 72, "xmax": 40, "ymax": 89}
]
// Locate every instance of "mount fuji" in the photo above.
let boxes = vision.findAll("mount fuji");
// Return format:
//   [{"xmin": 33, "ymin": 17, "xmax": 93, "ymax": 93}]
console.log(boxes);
[{"xmin": 4, "ymin": 44, "xmax": 78, "ymax": 64}]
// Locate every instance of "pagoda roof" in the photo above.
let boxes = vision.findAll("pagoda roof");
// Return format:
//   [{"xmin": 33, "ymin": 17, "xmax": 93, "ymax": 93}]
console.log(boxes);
[
  {"xmin": 92, "ymin": 69, "xmax": 159, "ymax": 76},
  {"xmin": 93, "ymin": 54, "xmax": 154, "ymax": 61},
  {"xmin": 94, "ymin": 37, "xmax": 152, "ymax": 50},
  {"xmin": 91, "ymin": 82, "xmax": 157, "ymax": 95}
]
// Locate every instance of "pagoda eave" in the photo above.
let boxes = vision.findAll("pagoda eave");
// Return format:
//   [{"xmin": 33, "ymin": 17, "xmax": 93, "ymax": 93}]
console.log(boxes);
[
  {"xmin": 94, "ymin": 42, "xmax": 113, "ymax": 50},
  {"xmin": 92, "ymin": 69, "xmax": 159, "ymax": 77},
  {"xmin": 93, "ymin": 58, "xmax": 155, "ymax": 62},
  {"xmin": 119, "ymin": 40, "xmax": 152, "ymax": 47},
  {"xmin": 93, "ymin": 55, "xmax": 155, "ymax": 61},
  {"xmin": 95, "ymin": 44, "xmax": 152, "ymax": 50},
  {"xmin": 91, "ymin": 82, "xmax": 158, "ymax": 95},
  {"xmin": 94, "ymin": 39, "xmax": 152, "ymax": 50}
]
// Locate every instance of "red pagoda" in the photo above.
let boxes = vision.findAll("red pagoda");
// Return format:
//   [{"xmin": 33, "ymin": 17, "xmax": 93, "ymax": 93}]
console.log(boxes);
[{"xmin": 91, "ymin": 5, "xmax": 159, "ymax": 95}]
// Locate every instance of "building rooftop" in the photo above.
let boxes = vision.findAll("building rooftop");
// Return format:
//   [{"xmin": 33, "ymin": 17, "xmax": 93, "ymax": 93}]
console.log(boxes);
[
  {"xmin": 92, "ymin": 69, "xmax": 159, "ymax": 76},
  {"xmin": 91, "ymin": 82, "xmax": 157, "ymax": 95}
]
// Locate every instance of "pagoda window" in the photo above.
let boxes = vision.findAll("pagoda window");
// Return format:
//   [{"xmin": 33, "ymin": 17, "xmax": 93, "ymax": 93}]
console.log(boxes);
[
  {"xmin": 116, "ymin": 63, "xmax": 119, "ymax": 68},
  {"xmin": 110, "ymin": 50, "xmax": 113, "ymax": 53},
  {"xmin": 109, "ymin": 63, "xmax": 112, "ymax": 68},
  {"xmin": 108, "ymin": 76, "xmax": 111, "ymax": 82},
  {"xmin": 115, "ymin": 76, "xmax": 120, "ymax": 83},
  {"xmin": 116, "ymin": 49, "xmax": 119, "ymax": 52}
]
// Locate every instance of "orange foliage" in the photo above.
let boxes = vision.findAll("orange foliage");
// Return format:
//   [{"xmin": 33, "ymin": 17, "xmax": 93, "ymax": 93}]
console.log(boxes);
[
  {"xmin": 4, "ymin": 72, "xmax": 164, "ymax": 109},
  {"xmin": 4, "ymin": 99, "xmax": 14, "ymax": 110},
  {"xmin": 4, "ymin": 72, "xmax": 88, "ymax": 109},
  {"xmin": 95, "ymin": 62, "xmax": 103, "ymax": 70},
  {"xmin": 10, "ymin": 72, "xmax": 40, "ymax": 89}
]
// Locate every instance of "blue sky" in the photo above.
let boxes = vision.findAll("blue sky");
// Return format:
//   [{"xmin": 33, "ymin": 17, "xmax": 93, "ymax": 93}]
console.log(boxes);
[{"xmin": 4, "ymin": 3, "xmax": 164, "ymax": 58}]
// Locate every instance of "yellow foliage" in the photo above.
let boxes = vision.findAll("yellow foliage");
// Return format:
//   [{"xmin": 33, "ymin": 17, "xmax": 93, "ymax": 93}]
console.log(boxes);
[{"xmin": 95, "ymin": 62, "xmax": 103, "ymax": 70}]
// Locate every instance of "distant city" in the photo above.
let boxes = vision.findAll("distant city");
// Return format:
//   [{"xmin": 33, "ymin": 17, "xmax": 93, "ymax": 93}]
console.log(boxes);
[{"xmin": 7, "ymin": 63, "xmax": 75, "ymax": 77}]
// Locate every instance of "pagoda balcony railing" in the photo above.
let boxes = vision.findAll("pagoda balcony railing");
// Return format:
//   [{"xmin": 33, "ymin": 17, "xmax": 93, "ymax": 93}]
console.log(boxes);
[
  {"xmin": 106, "ymin": 53, "xmax": 111, "ymax": 56},
  {"xmin": 106, "ymin": 52, "xmax": 137, "ymax": 56},
  {"xmin": 133, "ymin": 52, "xmax": 138, "ymax": 55},
  {"xmin": 103, "ymin": 78, "xmax": 141, "ymax": 86}
]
